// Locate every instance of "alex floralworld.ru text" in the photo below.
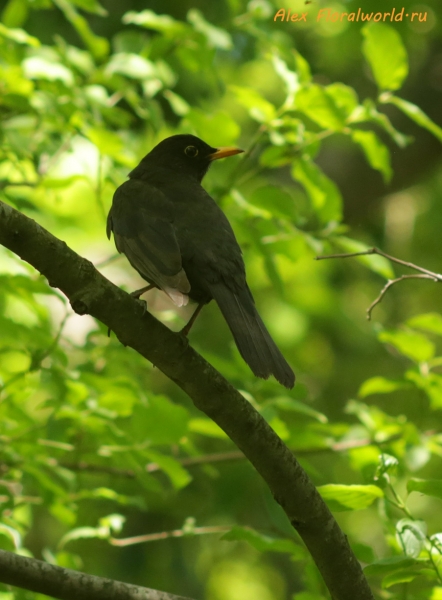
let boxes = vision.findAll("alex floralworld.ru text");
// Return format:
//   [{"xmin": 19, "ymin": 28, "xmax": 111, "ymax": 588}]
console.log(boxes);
[{"xmin": 274, "ymin": 7, "xmax": 428, "ymax": 22}]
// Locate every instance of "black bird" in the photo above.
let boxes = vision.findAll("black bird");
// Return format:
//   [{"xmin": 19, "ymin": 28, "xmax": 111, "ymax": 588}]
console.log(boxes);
[{"xmin": 107, "ymin": 134, "xmax": 295, "ymax": 388}]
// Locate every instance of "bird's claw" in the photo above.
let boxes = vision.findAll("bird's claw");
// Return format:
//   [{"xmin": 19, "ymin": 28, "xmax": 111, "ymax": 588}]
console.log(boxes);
[{"xmin": 138, "ymin": 298, "xmax": 148, "ymax": 316}]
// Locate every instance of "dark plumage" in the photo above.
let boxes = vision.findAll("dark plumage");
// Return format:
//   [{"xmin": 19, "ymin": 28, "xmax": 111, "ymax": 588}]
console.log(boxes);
[{"xmin": 107, "ymin": 134, "xmax": 295, "ymax": 388}]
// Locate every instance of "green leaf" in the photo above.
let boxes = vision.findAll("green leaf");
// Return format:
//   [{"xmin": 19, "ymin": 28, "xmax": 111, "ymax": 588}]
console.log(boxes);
[
  {"xmin": 293, "ymin": 50, "xmax": 312, "ymax": 84},
  {"xmin": 145, "ymin": 450, "xmax": 192, "ymax": 490},
  {"xmin": 53, "ymin": 0, "xmax": 109, "ymax": 59},
  {"xmin": 295, "ymin": 85, "xmax": 346, "ymax": 131},
  {"xmin": 0, "ymin": 23, "xmax": 39, "ymax": 46},
  {"xmin": 85, "ymin": 128, "xmax": 123, "ymax": 159},
  {"xmin": 0, "ymin": 525, "xmax": 21, "ymax": 550},
  {"xmin": 22, "ymin": 56, "xmax": 74, "ymax": 86},
  {"xmin": 123, "ymin": 10, "xmax": 185, "ymax": 34},
  {"xmin": 70, "ymin": 0, "xmax": 107, "ymax": 16},
  {"xmin": 379, "ymin": 329, "xmax": 435, "ymax": 363},
  {"xmin": 163, "ymin": 90, "xmax": 190, "ymax": 116},
  {"xmin": 292, "ymin": 156, "xmax": 342, "ymax": 224},
  {"xmin": 58, "ymin": 526, "xmax": 106, "ymax": 548},
  {"xmin": 267, "ymin": 396, "xmax": 328, "ymax": 423},
  {"xmin": 364, "ymin": 555, "xmax": 423, "ymax": 577},
  {"xmin": 130, "ymin": 396, "xmax": 189, "ymax": 445},
  {"xmin": 396, "ymin": 519, "xmax": 427, "ymax": 558},
  {"xmin": 222, "ymin": 526, "xmax": 303, "ymax": 557},
  {"xmin": 105, "ymin": 53, "xmax": 156, "ymax": 79},
  {"xmin": 2, "ymin": 0, "xmax": 29, "ymax": 28},
  {"xmin": 407, "ymin": 313, "xmax": 442, "ymax": 336},
  {"xmin": 351, "ymin": 99, "xmax": 412, "ymax": 148},
  {"xmin": 406, "ymin": 371, "xmax": 442, "ymax": 409},
  {"xmin": 375, "ymin": 453, "xmax": 399, "ymax": 479},
  {"xmin": 248, "ymin": 186, "xmax": 296, "ymax": 220},
  {"xmin": 272, "ymin": 54, "xmax": 299, "ymax": 107},
  {"xmin": 187, "ymin": 9, "xmax": 232, "ymax": 50},
  {"xmin": 317, "ymin": 484, "xmax": 384, "ymax": 511},
  {"xmin": 353, "ymin": 543, "xmax": 375, "ymax": 564},
  {"xmin": 359, "ymin": 377, "xmax": 409, "ymax": 398},
  {"xmin": 382, "ymin": 566, "xmax": 429, "ymax": 588},
  {"xmin": 325, "ymin": 83, "xmax": 359, "ymax": 119},
  {"xmin": 230, "ymin": 85, "xmax": 276, "ymax": 123},
  {"xmin": 362, "ymin": 23, "xmax": 408, "ymax": 91},
  {"xmin": 350, "ymin": 130, "xmax": 392, "ymax": 183},
  {"xmin": 382, "ymin": 95, "xmax": 442, "ymax": 143},
  {"xmin": 247, "ymin": 224, "xmax": 285, "ymax": 297},
  {"xmin": 408, "ymin": 478, "xmax": 442, "ymax": 500},
  {"xmin": 188, "ymin": 418, "xmax": 228, "ymax": 439},
  {"xmin": 185, "ymin": 109, "xmax": 240, "ymax": 145},
  {"xmin": 330, "ymin": 237, "xmax": 394, "ymax": 278}
]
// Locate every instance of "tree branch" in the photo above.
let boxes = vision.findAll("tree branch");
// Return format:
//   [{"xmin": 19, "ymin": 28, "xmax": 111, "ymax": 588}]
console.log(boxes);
[
  {"xmin": 316, "ymin": 247, "xmax": 442, "ymax": 319},
  {"xmin": 0, "ymin": 549, "xmax": 193, "ymax": 600},
  {"xmin": 0, "ymin": 200, "xmax": 374, "ymax": 600}
]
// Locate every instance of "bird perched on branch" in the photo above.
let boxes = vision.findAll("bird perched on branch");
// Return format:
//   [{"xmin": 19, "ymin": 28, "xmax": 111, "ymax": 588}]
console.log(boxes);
[{"xmin": 107, "ymin": 134, "xmax": 295, "ymax": 388}]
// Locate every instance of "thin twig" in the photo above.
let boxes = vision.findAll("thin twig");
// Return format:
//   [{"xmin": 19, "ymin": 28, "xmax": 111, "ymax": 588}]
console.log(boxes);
[
  {"xmin": 367, "ymin": 274, "xmax": 437, "ymax": 320},
  {"xmin": 316, "ymin": 247, "xmax": 442, "ymax": 319},
  {"xmin": 110, "ymin": 525, "xmax": 232, "ymax": 547}
]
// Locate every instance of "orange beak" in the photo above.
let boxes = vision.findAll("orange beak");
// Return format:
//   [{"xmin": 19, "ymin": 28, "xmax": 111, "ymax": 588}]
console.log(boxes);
[{"xmin": 209, "ymin": 147, "xmax": 244, "ymax": 161}]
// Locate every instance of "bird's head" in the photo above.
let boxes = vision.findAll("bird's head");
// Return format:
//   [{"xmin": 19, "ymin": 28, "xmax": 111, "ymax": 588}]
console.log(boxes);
[{"xmin": 132, "ymin": 134, "xmax": 244, "ymax": 182}]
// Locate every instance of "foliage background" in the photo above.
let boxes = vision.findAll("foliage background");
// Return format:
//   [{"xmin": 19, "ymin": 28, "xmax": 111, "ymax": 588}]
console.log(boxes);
[{"xmin": 1, "ymin": 0, "xmax": 442, "ymax": 598}]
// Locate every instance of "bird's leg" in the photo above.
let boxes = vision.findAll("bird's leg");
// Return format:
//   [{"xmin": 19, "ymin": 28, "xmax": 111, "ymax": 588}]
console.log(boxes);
[
  {"xmin": 180, "ymin": 303, "xmax": 204, "ymax": 336},
  {"xmin": 131, "ymin": 284, "xmax": 155, "ymax": 317},
  {"xmin": 131, "ymin": 284, "xmax": 155, "ymax": 299}
]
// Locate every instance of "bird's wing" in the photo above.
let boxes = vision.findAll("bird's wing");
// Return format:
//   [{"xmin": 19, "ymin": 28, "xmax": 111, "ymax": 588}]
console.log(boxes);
[{"xmin": 107, "ymin": 179, "xmax": 190, "ymax": 306}]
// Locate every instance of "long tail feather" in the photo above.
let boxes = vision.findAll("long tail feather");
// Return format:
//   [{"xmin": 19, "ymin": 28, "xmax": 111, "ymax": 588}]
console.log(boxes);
[{"xmin": 209, "ymin": 283, "xmax": 295, "ymax": 388}]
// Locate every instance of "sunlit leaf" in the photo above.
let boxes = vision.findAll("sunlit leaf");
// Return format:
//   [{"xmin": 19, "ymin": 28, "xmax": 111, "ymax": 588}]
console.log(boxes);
[
  {"xmin": 230, "ymin": 85, "xmax": 276, "ymax": 123},
  {"xmin": 382, "ymin": 95, "xmax": 442, "ymax": 143},
  {"xmin": 295, "ymin": 85, "xmax": 346, "ymax": 131},
  {"xmin": 364, "ymin": 555, "xmax": 423, "ymax": 577},
  {"xmin": 187, "ymin": 9, "xmax": 232, "ymax": 50},
  {"xmin": 406, "ymin": 371, "xmax": 442, "ymax": 409},
  {"xmin": 70, "ymin": 0, "xmax": 107, "ymax": 16},
  {"xmin": 0, "ymin": 23, "xmax": 39, "ymax": 46},
  {"xmin": 22, "ymin": 56, "xmax": 74, "ymax": 86},
  {"xmin": 407, "ymin": 313, "xmax": 442, "ymax": 336},
  {"xmin": 351, "ymin": 99, "xmax": 412, "ymax": 148},
  {"xmin": 272, "ymin": 54, "xmax": 299, "ymax": 107},
  {"xmin": 267, "ymin": 396, "xmax": 327, "ymax": 423},
  {"xmin": 123, "ymin": 10, "xmax": 185, "ymax": 34},
  {"xmin": 329, "ymin": 237, "xmax": 394, "ymax": 279},
  {"xmin": 362, "ymin": 23, "xmax": 408, "ymax": 91},
  {"xmin": 396, "ymin": 519, "xmax": 426, "ymax": 558},
  {"xmin": 379, "ymin": 329, "xmax": 435, "ymax": 363},
  {"xmin": 318, "ymin": 484, "xmax": 383, "ymax": 511},
  {"xmin": 408, "ymin": 478, "xmax": 442, "ymax": 500},
  {"xmin": 359, "ymin": 377, "xmax": 409, "ymax": 398},
  {"xmin": 188, "ymin": 418, "xmax": 228, "ymax": 439},
  {"xmin": 222, "ymin": 526, "xmax": 304, "ymax": 558},
  {"xmin": 350, "ymin": 130, "xmax": 392, "ymax": 183},
  {"xmin": 145, "ymin": 450, "xmax": 192, "ymax": 490},
  {"xmin": 292, "ymin": 156, "xmax": 342, "ymax": 224},
  {"xmin": 325, "ymin": 83, "xmax": 359, "ymax": 119},
  {"xmin": 185, "ymin": 109, "xmax": 240, "ymax": 145},
  {"xmin": 105, "ymin": 53, "xmax": 156, "ymax": 79}
]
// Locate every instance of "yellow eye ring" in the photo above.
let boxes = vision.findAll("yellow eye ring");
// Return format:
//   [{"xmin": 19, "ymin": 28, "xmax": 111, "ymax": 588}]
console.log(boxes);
[{"xmin": 184, "ymin": 145, "xmax": 198, "ymax": 157}]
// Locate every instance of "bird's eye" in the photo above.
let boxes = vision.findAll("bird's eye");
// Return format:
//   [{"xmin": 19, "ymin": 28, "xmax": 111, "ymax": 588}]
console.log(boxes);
[{"xmin": 184, "ymin": 145, "xmax": 198, "ymax": 157}]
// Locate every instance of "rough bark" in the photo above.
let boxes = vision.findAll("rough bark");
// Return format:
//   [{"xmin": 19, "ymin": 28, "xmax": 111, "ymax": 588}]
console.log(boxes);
[{"xmin": 0, "ymin": 549, "xmax": 193, "ymax": 600}]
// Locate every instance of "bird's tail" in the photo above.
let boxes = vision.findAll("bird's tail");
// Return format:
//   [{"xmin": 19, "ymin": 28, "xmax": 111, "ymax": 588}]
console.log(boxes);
[{"xmin": 209, "ymin": 282, "xmax": 295, "ymax": 389}]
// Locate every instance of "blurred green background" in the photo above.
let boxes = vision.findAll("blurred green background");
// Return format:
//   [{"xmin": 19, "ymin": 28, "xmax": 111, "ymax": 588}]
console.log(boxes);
[{"xmin": 1, "ymin": 0, "xmax": 442, "ymax": 598}]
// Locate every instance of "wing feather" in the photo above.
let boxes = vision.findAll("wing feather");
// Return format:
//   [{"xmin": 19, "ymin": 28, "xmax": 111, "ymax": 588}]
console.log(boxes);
[{"xmin": 107, "ymin": 179, "xmax": 190, "ymax": 305}]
